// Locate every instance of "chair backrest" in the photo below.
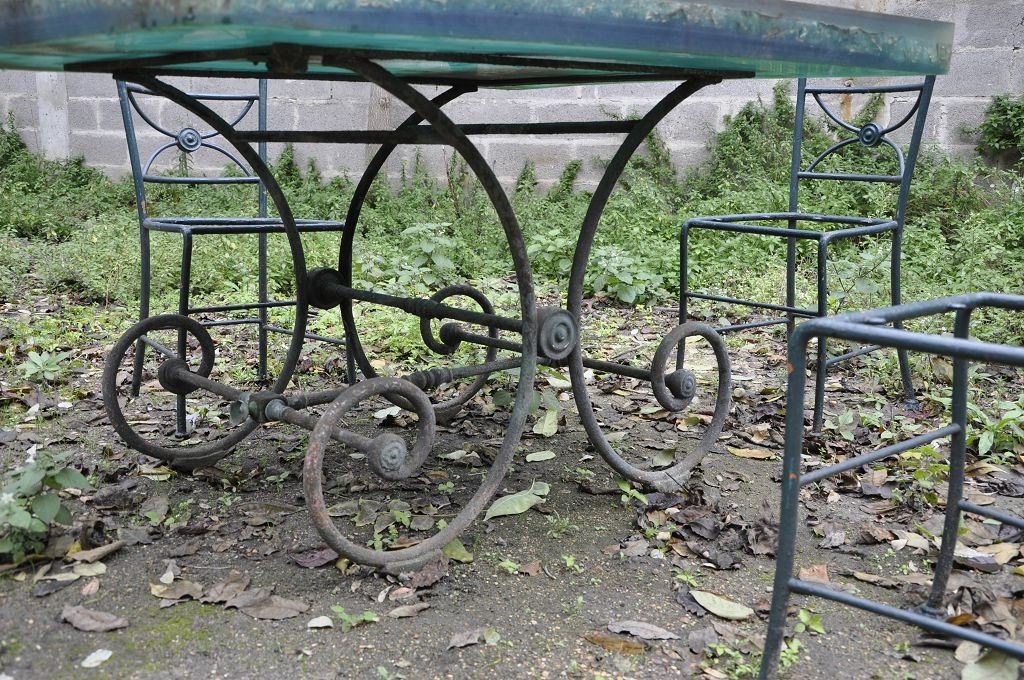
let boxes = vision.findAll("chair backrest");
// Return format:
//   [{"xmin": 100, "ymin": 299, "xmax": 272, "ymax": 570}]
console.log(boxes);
[
  {"xmin": 789, "ymin": 76, "xmax": 935, "ymax": 226},
  {"xmin": 116, "ymin": 79, "xmax": 269, "ymax": 221}
]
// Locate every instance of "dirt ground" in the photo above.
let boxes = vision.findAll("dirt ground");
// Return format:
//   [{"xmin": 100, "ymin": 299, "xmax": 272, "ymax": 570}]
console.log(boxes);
[{"xmin": 0, "ymin": 300, "xmax": 1021, "ymax": 679}]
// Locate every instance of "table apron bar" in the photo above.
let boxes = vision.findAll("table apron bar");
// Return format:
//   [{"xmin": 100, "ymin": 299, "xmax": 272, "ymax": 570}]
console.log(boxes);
[
  {"xmin": 323, "ymin": 282, "xmax": 524, "ymax": 334},
  {"xmin": 233, "ymin": 120, "xmax": 637, "ymax": 145}
]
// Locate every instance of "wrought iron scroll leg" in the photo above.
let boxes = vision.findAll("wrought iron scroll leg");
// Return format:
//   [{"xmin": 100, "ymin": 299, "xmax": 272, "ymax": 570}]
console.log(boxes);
[
  {"xmin": 131, "ymin": 226, "xmax": 152, "ymax": 397},
  {"xmin": 175, "ymin": 230, "xmax": 194, "ymax": 437},
  {"xmin": 337, "ymin": 86, "xmax": 473, "ymax": 384},
  {"xmin": 566, "ymin": 77, "xmax": 720, "ymax": 488},
  {"xmin": 313, "ymin": 57, "xmax": 536, "ymax": 570}
]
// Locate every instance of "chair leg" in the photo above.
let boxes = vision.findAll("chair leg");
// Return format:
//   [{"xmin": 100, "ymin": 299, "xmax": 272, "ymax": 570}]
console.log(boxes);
[
  {"xmin": 175, "ymin": 232, "xmax": 194, "ymax": 438},
  {"xmin": 924, "ymin": 313, "xmax": 971, "ymax": 614},
  {"xmin": 759, "ymin": 353, "xmax": 811, "ymax": 680},
  {"xmin": 890, "ymin": 236, "xmax": 919, "ymax": 411},
  {"xmin": 258, "ymin": 232, "xmax": 269, "ymax": 384},
  {"xmin": 130, "ymin": 228, "xmax": 152, "ymax": 397},
  {"xmin": 677, "ymin": 223, "xmax": 691, "ymax": 370},
  {"xmin": 811, "ymin": 240, "xmax": 830, "ymax": 434},
  {"xmin": 812, "ymin": 337, "xmax": 828, "ymax": 433}
]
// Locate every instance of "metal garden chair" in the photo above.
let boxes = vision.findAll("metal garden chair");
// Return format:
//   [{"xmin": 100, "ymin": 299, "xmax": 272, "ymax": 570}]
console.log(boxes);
[
  {"xmin": 680, "ymin": 77, "xmax": 935, "ymax": 432},
  {"xmin": 760, "ymin": 293, "xmax": 1024, "ymax": 678},
  {"xmin": 117, "ymin": 79, "xmax": 347, "ymax": 437}
]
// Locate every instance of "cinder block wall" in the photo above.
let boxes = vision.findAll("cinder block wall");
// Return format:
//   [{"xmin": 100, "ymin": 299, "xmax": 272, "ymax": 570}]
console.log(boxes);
[{"xmin": 0, "ymin": 0, "xmax": 1020, "ymax": 188}]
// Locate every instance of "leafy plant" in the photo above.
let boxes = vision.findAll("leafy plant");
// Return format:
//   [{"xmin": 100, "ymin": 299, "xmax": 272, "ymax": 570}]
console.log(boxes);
[
  {"xmin": 974, "ymin": 93, "xmax": 1024, "ymax": 167},
  {"xmin": 18, "ymin": 350, "xmax": 71, "ymax": 383},
  {"xmin": 330, "ymin": 606, "xmax": 379, "ymax": 633},
  {"xmin": 560, "ymin": 553, "xmax": 584, "ymax": 573},
  {"xmin": 891, "ymin": 446, "xmax": 950, "ymax": 508},
  {"xmin": 616, "ymin": 478, "xmax": 648, "ymax": 507},
  {"xmin": 0, "ymin": 448, "xmax": 88, "ymax": 563},
  {"xmin": 545, "ymin": 511, "xmax": 578, "ymax": 539},
  {"xmin": 779, "ymin": 638, "xmax": 802, "ymax": 669},
  {"xmin": 702, "ymin": 642, "xmax": 760, "ymax": 679},
  {"xmin": 794, "ymin": 609, "xmax": 825, "ymax": 635},
  {"xmin": 496, "ymin": 558, "xmax": 519, "ymax": 575}
]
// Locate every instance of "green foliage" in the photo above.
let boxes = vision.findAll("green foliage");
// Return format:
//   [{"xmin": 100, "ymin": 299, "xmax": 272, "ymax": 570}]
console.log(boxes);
[
  {"xmin": 329, "ymin": 606, "xmax": 379, "ymax": 633},
  {"xmin": 974, "ymin": 93, "xmax": 1024, "ymax": 167},
  {"xmin": 891, "ymin": 446, "xmax": 950, "ymax": 509},
  {"xmin": 18, "ymin": 350, "xmax": 70, "ymax": 382},
  {"xmin": 0, "ymin": 449, "xmax": 88, "ymax": 563},
  {"xmin": 0, "ymin": 86, "xmax": 1023, "ymax": 347},
  {"xmin": 794, "ymin": 609, "xmax": 825, "ymax": 635},
  {"xmin": 0, "ymin": 114, "xmax": 131, "ymax": 241}
]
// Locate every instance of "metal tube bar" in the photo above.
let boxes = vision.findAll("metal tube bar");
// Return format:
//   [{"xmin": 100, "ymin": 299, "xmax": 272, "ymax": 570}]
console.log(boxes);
[
  {"xmin": 759, "ymin": 317, "xmax": 813, "ymax": 679},
  {"xmin": 685, "ymin": 291, "xmax": 818, "ymax": 318},
  {"xmin": 188, "ymin": 300, "xmax": 295, "ymax": 314},
  {"xmin": 803, "ymin": 321, "xmax": 1024, "ymax": 367},
  {"xmin": 715, "ymin": 319, "xmax": 789, "ymax": 334},
  {"xmin": 685, "ymin": 218, "xmax": 894, "ymax": 239},
  {"xmin": 958, "ymin": 501, "xmax": 1024, "ymax": 531},
  {"xmin": 265, "ymin": 401, "xmax": 375, "ymax": 451},
  {"xmin": 234, "ymin": 120, "xmax": 637, "ymax": 145},
  {"xmin": 166, "ymin": 367, "xmax": 244, "ymax": 402},
  {"xmin": 823, "ymin": 344, "xmax": 883, "ymax": 367},
  {"xmin": 321, "ymin": 281, "xmax": 524, "ymax": 333},
  {"xmin": 582, "ymin": 357, "xmax": 652, "ymax": 382},
  {"xmin": 800, "ymin": 424, "xmax": 961, "ymax": 486},
  {"xmin": 789, "ymin": 579, "xmax": 1024, "ymax": 659}
]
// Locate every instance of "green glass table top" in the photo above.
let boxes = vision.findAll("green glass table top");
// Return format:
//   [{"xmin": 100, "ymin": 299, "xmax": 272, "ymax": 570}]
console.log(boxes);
[{"xmin": 0, "ymin": 0, "xmax": 953, "ymax": 84}]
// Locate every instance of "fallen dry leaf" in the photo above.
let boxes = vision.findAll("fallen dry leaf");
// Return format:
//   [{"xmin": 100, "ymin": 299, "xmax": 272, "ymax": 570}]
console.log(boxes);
[
  {"xmin": 689, "ymin": 591, "xmax": 754, "ymax": 621},
  {"xmin": 583, "ymin": 631, "xmax": 648, "ymax": 655},
  {"xmin": 72, "ymin": 562, "xmax": 107, "ymax": 577},
  {"xmin": 798, "ymin": 564, "xmax": 830, "ymax": 584},
  {"xmin": 447, "ymin": 627, "xmax": 499, "ymax": 650},
  {"xmin": 150, "ymin": 580, "xmax": 203, "ymax": 601},
  {"xmin": 289, "ymin": 546, "xmax": 339, "ymax": 569},
  {"xmin": 726, "ymin": 446, "xmax": 774, "ymax": 460},
  {"xmin": 201, "ymin": 571, "xmax": 251, "ymax": 604},
  {"xmin": 307, "ymin": 616, "xmax": 333, "ymax": 629},
  {"xmin": 227, "ymin": 589, "xmax": 308, "ymax": 620},
  {"xmin": 607, "ymin": 620, "xmax": 679, "ymax": 640},
  {"xmin": 60, "ymin": 605, "xmax": 128, "ymax": 633},
  {"xmin": 388, "ymin": 602, "xmax": 430, "ymax": 618},
  {"xmin": 408, "ymin": 555, "xmax": 449, "ymax": 589},
  {"xmin": 81, "ymin": 649, "xmax": 112, "ymax": 668},
  {"xmin": 68, "ymin": 540, "xmax": 125, "ymax": 564}
]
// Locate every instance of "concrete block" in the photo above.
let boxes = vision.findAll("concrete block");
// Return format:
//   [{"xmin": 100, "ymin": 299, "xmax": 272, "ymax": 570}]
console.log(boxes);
[
  {"xmin": 68, "ymin": 98, "xmax": 98, "ymax": 130},
  {"xmin": 445, "ymin": 96, "xmax": 534, "ymax": 125},
  {"xmin": 591, "ymin": 81, "xmax": 678, "ymax": 101},
  {"xmin": 659, "ymin": 101, "xmax": 727, "ymax": 147},
  {"xmin": 65, "ymin": 73, "xmax": 114, "ymax": 98},
  {"xmin": 529, "ymin": 100, "xmax": 625, "ymax": 124},
  {"xmin": 955, "ymin": 2, "xmax": 1024, "ymax": 49},
  {"xmin": 98, "ymin": 98, "xmax": 126, "ymax": 131},
  {"xmin": 292, "ymin": 100, "xmax": 370, "ymax": 131},
  {"xmin": 938, "ymin": 98, "xmax": 995, "ymax": 149},
  {"xmin": 478, "ymin": 138, "xmax": 578, "ymax": 185},
  {"xmin": 667, "ymin": 141, "xmax": 711, "ymax": 176},
  {"xmin": 0, "ymin": 69, "xmax": 37, "ymax": 92},
  {"xmin": 6, "ymin": 95, "xmax": 38, "ymax": 128},
  {"xmin": 276, "ymin": 78, "xmax": 336, "ymax": 103},
  {"xmin": 71, "ymin": 131, "xmax": 128, "ymax": 166},
  {"xmin": 935, "ymin": 51, "xmax": 1014, "ymax": 97}
]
